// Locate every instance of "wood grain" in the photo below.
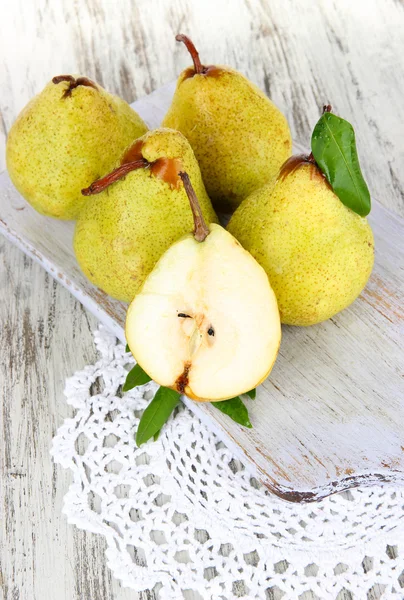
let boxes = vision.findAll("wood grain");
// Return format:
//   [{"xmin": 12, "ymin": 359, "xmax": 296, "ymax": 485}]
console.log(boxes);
[{"xmin": 1, "ymin": 1, "xmax": 403, "ymax": 599}]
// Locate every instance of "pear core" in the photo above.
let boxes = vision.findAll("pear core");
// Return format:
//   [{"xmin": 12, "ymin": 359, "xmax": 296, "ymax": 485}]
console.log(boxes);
[{"xmin": 125, "ymin": 224, "xmax": 281, "ymax": 402}]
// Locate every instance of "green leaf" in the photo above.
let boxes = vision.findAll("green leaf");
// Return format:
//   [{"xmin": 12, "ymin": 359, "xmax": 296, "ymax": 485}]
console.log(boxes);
[
  {"xmin": 123, "ymin": 364, "xmax": 151, "ymax": 392},
  {"xmin": 245, "ymin": 389, "xmax": 256, "ymax": 400},
  {"xmin": 125, "ymin": 343, "xmax": 130, "ymax": 353},
  {"xmin": 153, "ymin": 429, "xmax": 161, "ymax": 442},
  {"xmin": 311, "ymin": 111, "xmax": 371, "ymax": 217},
  {"xmin": 136, "ymin": 387, "xmax": 180, "ymax": 446},
  {"xmin": 212, "ymin": 396, "xmax": 252, "ymax": 428}
]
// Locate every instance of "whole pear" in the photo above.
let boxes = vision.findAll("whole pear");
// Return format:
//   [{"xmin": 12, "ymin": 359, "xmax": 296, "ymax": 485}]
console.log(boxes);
[
  {"xmin": 6, "ymin": 75, "xmax": 148, "ymax": 219},
  {"xmin": 162, "ymin": 35, "xmax": 292, "ymax": 212},
  {"xmin": 74, "ymin": 128, "xmax": 218, "ymax": 302},
  {"xmin": 228, "ymin": 156, "xmax": 374, "ymax": 326}
]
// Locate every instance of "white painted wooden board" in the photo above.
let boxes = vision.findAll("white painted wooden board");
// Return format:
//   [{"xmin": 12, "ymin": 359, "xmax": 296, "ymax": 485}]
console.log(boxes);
[{"xmin": 1, "ymin": 82, "xmax": 403, "ymax": 502}]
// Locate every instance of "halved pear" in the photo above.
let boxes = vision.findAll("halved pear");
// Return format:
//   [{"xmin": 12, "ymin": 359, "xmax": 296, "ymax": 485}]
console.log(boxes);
[{"xmin": 125, "ymin": 173, "xmax": 281, "ymax": 402}]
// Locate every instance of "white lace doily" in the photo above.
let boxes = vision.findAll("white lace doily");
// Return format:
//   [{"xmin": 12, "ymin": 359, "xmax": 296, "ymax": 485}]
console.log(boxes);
[{"xmin": 51, "ymin": 326, "xmax": 404, "ymax": 599}]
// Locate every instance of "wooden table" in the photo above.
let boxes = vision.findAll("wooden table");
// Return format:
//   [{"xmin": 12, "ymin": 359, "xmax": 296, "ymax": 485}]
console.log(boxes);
[{"xmin": 1, "ymin": 1, "xmax": 403, "ymax": 598}]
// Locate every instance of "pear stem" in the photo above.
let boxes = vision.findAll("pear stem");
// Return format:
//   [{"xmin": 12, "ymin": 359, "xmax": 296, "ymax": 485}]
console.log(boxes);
[
  {"xmin": 179, "ymin": 172, "xmax": 210, "ymax": 242},
  {"xmin": 52, "ymin": 75, "xmax": 75, "ymax": 85},
  {"xmin": 52, "ymin": 75, "xmax": 97, "ymax": 98},
  {"xmin": 176, "ymin": 34, "xmax": 204, "ymax": 74},
  {"xmin": 82, "ymin": 159, "xmax": 148, "ymax": 196}
]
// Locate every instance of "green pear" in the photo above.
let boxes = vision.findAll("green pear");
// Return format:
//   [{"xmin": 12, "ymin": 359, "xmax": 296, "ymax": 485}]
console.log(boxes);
[
  {"xmin": 227, "ymin": 155, "xmax": 374, "ymax": 326},
  {"xmin": 74, "ymin": 128, "xmax": 218, "ymax": 302},
  {"xmin": 6, "ymin": 75, "xmax": 148, "ymax": 219},
  {"xmin": 162, "ymin": 34, "xmax": 292, "ymax": 212}
]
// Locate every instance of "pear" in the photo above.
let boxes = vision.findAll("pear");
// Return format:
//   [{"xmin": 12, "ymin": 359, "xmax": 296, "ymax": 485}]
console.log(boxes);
[
  {"xmin": 74, "ymin": 128, "xmax": 218, "ymax": 302},
  {"xmin": 125, "ymin": 172, "xmax": 281, "ymax": 402},
  {"xmin": 228, "ymin": 155, "xmax": 374, "ymax": 326},
  {"xmin": 162, "ymin": 34, "xmax": 292, "ymax": 212},
  {"xmin": 6, "ymin": 75, "xmax": 148, "ymax": 219}
]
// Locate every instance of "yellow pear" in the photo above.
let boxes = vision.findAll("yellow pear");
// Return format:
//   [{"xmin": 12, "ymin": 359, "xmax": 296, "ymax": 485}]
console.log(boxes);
[
  {"xmin": 126, "ymin": 172, "xmax": 281, "ymax": 401},
  {"xmin": 162, "ymin": 35, "xmax": 292, "ymax": 212},
  {"xmin": 74, "ymin": 128, "xmax": 217, "ymax": 302},
  {"xmin": 6, "ymin": 75, "xmax": 148, "ymax": 219},
  {"xmin": 228, "ymin": 155, "xmax": 374, "ymax": 326}
]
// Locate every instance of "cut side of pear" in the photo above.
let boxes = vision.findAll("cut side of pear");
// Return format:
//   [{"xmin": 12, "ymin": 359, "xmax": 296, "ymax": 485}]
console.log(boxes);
[{"xmin": 126, "ymin": 224, "xmax": 281, "ymax": 402}]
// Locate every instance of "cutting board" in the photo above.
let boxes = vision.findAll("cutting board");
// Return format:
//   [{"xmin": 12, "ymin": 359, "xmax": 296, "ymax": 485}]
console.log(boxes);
[{"xmin": 1, "ymin": 82, "xmax": 403, "ymax": 502}]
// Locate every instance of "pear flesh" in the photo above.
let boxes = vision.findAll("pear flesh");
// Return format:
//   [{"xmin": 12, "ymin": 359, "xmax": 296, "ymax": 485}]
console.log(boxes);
[
  {"xmin": 228, "ymin": 158, "xmax": 374, "ymax": 326},
  {"xmin": 126, "ymin": 223, "xmax": 281, "ymax": 402},
  {"xmin": 6, "ymin": 75, "xmax": 148, "ymax": 219},
  {"xmin": 162, "ymin": 35, "xmax": 292, "ymax": 212}
]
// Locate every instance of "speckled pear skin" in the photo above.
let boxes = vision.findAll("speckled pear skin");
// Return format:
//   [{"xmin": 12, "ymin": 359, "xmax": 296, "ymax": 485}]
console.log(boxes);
[
  {"xmin": 74, "ymin": 128, "xmax": 218, "ymax": 302},
  {"xmin": 162, "ymin": 67, "xmax": 292, "ymax": 212},
  {"xmin": 227, "ymin": 162, "xmax": 374, "ymax": 326},
  {"xmin": 6, "ymin": 77, "xmax": 148, "ymax": 219}
]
